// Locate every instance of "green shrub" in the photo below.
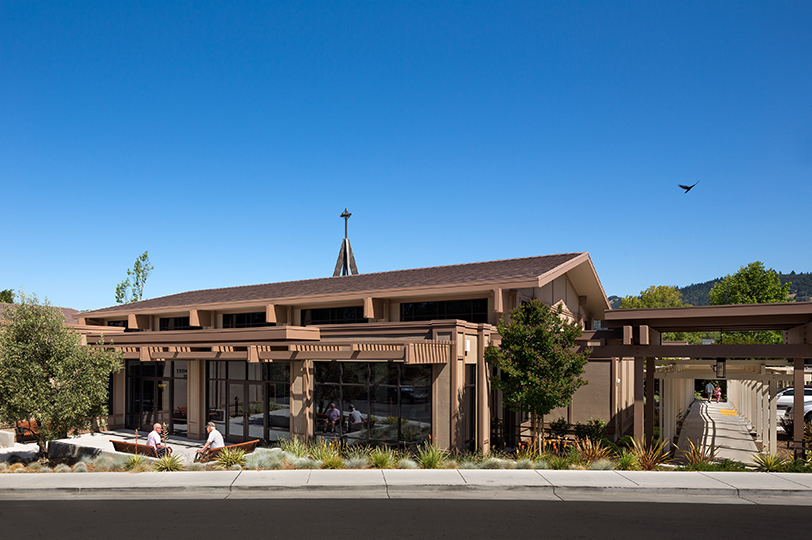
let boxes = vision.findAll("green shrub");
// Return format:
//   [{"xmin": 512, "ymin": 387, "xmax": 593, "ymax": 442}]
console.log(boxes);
[
  {"xmin": 154, "ymin": 453, "xmax": 185, "ymax": 472},
  {"xmin": 574, "ymin": 418, "xmax": 607, "ymax": 441},
  {"xmin": 92, "ymin": 455, "xmax": 126, "ymax": 472},
  {"xmin": 54, "ymin": 464, "xmax": 72, "ymax": 473},
  {"xmin": 613, "ymin": 449, "xmax": 638, "ymax": 470},
  {"xmin": 27, "ymin": 462, "xmax": 43, "ymax": 472},
  {"xmin": 548, "ymin": 417, "xmax": 570, "ymax": 438},
  {"xmin": 547, "ymin": 455, "xmax": 570, "ymax": 470},
  {"xmin": 244, "ymin": 448, "xmax": 288, "ymax": 470},
  {"xmin": 479, "ymin": 457, "xmax": 513, "ymax": 469},
  {"xmin": 215, "ymin": 447, "xmax": 247, "ymax": 469},
  {"xmin": 514, "ymin": 458, "xmax": 534, "ymax": 469},
  {"xmin": 344, "ymin": 457, "xmax": 369, "ymax": 469},
  {"xmin": 185, "ymin": 462, "xmax": 206, "ymax": 471},
  {"xmin": 369, "ymin": 446, "xmax": 398, "ymax": 469},
  {"xmin": 533, "ymin": 458, "xmax": 550, "ymax": 469},
  {"xmin": 293, "ymin": 457, "xmax": 320, "ymax": 469},
  {"xmin": 73, "ymin": 462, "xmax": 88, "ymax": 473},
  {"xmin": 416, "ymin": 441, "xmax": 448, "ymax": 469}
]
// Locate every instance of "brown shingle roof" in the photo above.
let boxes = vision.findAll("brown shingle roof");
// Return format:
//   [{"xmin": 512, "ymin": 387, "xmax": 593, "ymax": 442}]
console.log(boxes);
[
  {"xmin": 0, "ymin": 303, "xmax": 81, "ymax": 324},
  {"xmin": 83, "ymin": 253, "xmax": 585, "ymax": 316}
]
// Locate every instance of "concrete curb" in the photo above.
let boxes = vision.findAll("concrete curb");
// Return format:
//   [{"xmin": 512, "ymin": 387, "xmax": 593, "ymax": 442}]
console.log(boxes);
[{"xmin": 1, "ymin": 470, "xmax": 812, "ymax": 503}]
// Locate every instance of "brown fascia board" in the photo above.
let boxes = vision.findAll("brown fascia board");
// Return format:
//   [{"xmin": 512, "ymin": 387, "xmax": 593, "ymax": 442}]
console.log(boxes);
[
  {"xmin": 85, "ymin": 325, "xmax": 321, "ymax": 346},
  {"xmin": 602, "ymin": 301, "xmax": 812, "ymax": 332},
  {"xmin": 81, "ymin": 278, "xmax": 544, "ymax": 318},
  {"xmin": 535, "ymin": 253, "xmax": 611, "ymax": 317}
]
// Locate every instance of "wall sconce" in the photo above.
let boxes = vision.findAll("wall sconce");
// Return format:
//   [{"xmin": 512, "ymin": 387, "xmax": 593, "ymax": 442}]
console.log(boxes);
[{"xmin": 713, "ymin": 357, "xmax": 726, "ymax": 379}]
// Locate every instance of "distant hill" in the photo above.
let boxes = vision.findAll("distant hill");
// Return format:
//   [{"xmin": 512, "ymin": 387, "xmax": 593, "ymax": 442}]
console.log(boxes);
[{"xmin": 610, "ymin": 271, "xmax": 812, "ymax": 308}]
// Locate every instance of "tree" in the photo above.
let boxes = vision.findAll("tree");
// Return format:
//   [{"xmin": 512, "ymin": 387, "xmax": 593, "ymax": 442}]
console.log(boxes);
[
  {"xmin": 0, "ymin": 289, "xmax": 13, "ymax": 303},
  {"xmin": 619, "ymin": 285, "xmax": 699, "ymax": 343},
  {"xmin": 484, "ymin": 300, "xmax": 590, "ymax": 448},
  {"xmin": 619, "ymin": 285, "xmax": 685, "ymax": 310},
  {"xmin": 709, "ymin": 261, "xmax": 791, "ymax": 305},
  {"xmin": 709, "ymin": 261, "xmax": 791, "ymax": 345},
  {"xmin": 115, "ymin": 251, "xmax": 154, "ymax": 304},
  {"xmin": 0, "ymin": 293, "xmax": 123, "ymax": 456}
]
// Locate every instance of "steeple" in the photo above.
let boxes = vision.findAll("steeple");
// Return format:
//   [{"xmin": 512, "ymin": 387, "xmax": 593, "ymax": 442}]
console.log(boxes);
[{"xmin": 333, "ymin": 208, "xmax": 359, "ymax": 277}]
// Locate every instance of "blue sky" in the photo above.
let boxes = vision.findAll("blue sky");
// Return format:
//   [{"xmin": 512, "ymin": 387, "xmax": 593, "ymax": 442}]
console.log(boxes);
[{"xmin": 2, "ymin": 1, "xmax": 811, "ymax": 310}]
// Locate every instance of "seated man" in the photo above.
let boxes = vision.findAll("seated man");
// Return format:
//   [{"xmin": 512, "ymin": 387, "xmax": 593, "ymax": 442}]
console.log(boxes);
[
  {"xmin": 195, "ymin": 421, "xmax": 225, "ymax": 461},
  {"xmin": 146, "ymin": 423, "xmax": 172, "ymax": 457},
  {"xmin": 325, "ymin": 402, "xmax": 341, "ymax": 433},
  {"xmin": 347, "ymin": 405, "xmax": 363, "ymax": 432}
]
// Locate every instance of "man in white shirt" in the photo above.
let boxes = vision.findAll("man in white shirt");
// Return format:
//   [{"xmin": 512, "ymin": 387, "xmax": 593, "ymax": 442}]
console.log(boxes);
[
  {"xmin": 146, "ymin": 423, "xmax": 171, "ymax": 457},
  {"xmin": 196, "ymin": 422, "xmax": 225, "ymax": 461}
]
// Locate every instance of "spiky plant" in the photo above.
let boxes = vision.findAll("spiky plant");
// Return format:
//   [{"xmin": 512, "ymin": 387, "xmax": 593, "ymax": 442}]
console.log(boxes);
[
  {"xmin": 215, "ymin": 447, "xmax": 246, "ymax": 468},
  {"xmin": 123, "ymin": 453, "xmax": 148, "ymax": 471},
  {"xmin": 678, "ymin": 440, "xmax": 720, "ymax": 465},
  {"xmin": 279, "ymin": 436, "xmax": 309, "ymax": 458},
  {"xmin": 154, "ymin": 453, "xmax": 185, "ymax": 472},
  {"xmin": 575, "ymin": 438, "xmax": 613, "ymax": 465},
  {"xmin": 750, "ymin": 452, "xmax": 788, "ymax": 472},
  {"xmin": 629, "ymin": 437, "xmax": 672, "ymax": 470},
  {"xmin": 416, "ymin": 440, "xmax": 448, "ymax": 469}
]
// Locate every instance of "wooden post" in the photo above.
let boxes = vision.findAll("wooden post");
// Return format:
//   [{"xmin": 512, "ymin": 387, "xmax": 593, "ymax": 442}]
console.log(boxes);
[
  {"xmin": 645, "ymin": 357, "xmax": 655, "ymax": 446},
  {"xmin": 634, "ymin": 358, "xmax": 644, "ymax": 441},
  {"xmin": 794, "ymin": 358, "xmax": 805, "ymax": 460}
]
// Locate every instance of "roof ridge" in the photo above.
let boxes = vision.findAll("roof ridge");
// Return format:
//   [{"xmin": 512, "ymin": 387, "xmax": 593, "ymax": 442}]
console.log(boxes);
[{"xmin": 82, "ymin": 253, "xmax": 585, "ymax": 314}]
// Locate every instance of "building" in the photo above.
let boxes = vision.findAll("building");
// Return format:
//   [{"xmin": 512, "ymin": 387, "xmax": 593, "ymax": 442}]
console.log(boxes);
[{"xmin": 79, "ymin": 252, "xmax": 615, "ymax": 452}]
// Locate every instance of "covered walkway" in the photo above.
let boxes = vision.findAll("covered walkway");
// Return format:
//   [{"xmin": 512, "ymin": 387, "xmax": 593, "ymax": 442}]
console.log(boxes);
[{"xmin": 676, "ymin": 400, "xmax": 757, "ymax": 463}]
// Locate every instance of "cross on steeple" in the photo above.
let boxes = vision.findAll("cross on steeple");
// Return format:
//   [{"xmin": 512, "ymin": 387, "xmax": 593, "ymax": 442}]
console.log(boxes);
[
  {"xmin": 333, "ymin": 208, "xmax": 359, "ymax": 277},
  {"xmin": 341, "ymin": 208, "xmax": 352, "ymax": 239}
]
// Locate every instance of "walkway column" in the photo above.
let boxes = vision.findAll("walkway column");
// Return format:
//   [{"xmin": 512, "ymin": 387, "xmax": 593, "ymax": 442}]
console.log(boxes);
[
  {"xmin": 794, "ymin": 358, "xmax": 805, "ymax": 460},
  {"xmin": 645, "ymin": 357, "xmax": 655, "ymax": 445},
  {"xmin": 768, "ymin": 379, "xmax": 778, "ymax": 454},
  {"xmin": 760, "ymin": 381, "xmax": 769, "ymax": 451},
  {"xmin": 755, "ymin": 380, "xmax": 763, "ymax": 444},
  {"xmin": 634, "ymin": 358, "xmax": 644, "ymax": 441}
]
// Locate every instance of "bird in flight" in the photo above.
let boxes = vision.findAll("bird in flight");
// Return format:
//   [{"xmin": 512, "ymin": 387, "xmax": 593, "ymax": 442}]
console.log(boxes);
[{"xmin": 678, "ymin": 181, "xmax": 699, "ymax": 193}]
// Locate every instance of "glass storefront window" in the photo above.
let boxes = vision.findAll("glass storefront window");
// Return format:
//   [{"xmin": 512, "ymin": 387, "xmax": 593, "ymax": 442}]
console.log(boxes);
[
  {"xmin": 314, "ymin": 361, "xmax": 432, "ymax": 447},
  {"xmin": 207, "ymin": 360, "xmax": 291, "ymax": 445}
]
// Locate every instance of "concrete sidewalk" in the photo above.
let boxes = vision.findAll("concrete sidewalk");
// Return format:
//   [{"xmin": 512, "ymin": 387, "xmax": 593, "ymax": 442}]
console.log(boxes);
[
  {"xmin": 1, "ymin": 469, "xmax": 811, "ymax": 505},
  {"xmin": 677, "ymin": 400, "xmax": 758, "ymax": 463}
]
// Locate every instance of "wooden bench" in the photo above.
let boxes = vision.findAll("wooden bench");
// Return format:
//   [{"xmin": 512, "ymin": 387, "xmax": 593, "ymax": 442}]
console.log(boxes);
[
  {"xmin": 15, "ymin": 420, "xmax": 39, "ymax": 443},
  {"xmin": 203, "ymin": 439, "xmax": 260, "ymax": 462},
  {"xmin": 111, "ymin": 439, "xmax": 159, "ymax": 458}
]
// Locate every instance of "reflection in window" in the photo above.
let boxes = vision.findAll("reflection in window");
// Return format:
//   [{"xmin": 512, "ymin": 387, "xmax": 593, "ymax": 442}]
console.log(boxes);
[
  {"xmin": 301, "ymin": 306, "xmax": 367, "ymax": 325},
  {"xmin": 314, "ymin": 361, "xmax": 432, "ymax": 447},
  {"xmin": 400, "ymin": 298, "xmax": 488, "ymax": 323}
]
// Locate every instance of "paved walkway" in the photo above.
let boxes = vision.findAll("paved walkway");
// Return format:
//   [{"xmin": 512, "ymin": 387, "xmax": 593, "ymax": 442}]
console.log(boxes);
[{"xmin": 677, "ymin": 400, "xmax": 758, "ymax": 463}]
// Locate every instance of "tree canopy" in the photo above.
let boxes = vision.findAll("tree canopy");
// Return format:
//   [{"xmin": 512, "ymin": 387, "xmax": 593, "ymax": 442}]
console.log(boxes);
[
  {"xmin": 0, "ymin": 289, "xmax": 13, "ymax": 303},
  {"xmin": 484, "ymin": 300, "xmax": 590, "ymax": 445},
  {"xmin": 115, "ymin": 251, "xmax": 154, "ymax": 304},
  {"xmin": 709, "ymin": 261, "xmax": 791, "ymax": 305},
  {"xmin": 619, "ymin": 285, "xmax": 685, "ymax": 309},
  {"xmin": 709, "ymin": 261, "xmax": 791, "ymax": 345},
  {"xmin": 0, "ymin": 293, "xmax": 123, "ymax": 455}
]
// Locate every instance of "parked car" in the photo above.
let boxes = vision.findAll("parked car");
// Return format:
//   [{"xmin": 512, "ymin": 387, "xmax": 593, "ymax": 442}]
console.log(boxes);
[
  {"xmin": 785, "ymin": 400, "xmax": 812, "ymax": 424},
  {"xmin": 776, "ymin": 386, "xmax": 812, "ymax": 418}
]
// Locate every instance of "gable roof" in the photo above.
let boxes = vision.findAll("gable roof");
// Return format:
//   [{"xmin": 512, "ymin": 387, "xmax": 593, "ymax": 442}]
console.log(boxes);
[{"xmin": 82, "ymin": 252, "xmax": 604, "ymax": 316}]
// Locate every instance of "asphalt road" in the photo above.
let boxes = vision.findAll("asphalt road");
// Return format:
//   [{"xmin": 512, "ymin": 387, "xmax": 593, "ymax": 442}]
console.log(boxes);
[{"xmin": 0, "ymin": 499, "xmax": 806, "ymax": 540}]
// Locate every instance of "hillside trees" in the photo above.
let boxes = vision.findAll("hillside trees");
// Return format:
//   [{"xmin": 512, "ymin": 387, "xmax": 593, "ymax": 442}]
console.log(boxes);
[{"xmin": 619, "ymin": 285, "xmax": 698, "ymax": 343}]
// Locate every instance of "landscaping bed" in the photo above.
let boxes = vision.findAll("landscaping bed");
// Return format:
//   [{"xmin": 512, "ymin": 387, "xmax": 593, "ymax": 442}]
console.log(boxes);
[{"xmin": 2, "ymin": 436, "xmax": 811, "ymax": 474}]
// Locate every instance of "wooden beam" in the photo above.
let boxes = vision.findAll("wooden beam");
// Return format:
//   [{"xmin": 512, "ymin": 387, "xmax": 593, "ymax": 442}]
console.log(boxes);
[{"xmin": 590, "ymin": 343, "xmax": 812, "ymax": 359}]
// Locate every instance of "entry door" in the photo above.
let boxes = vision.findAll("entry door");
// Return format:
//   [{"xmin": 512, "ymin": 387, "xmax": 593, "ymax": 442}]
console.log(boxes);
[
  {"xmin": 135, "ymin": 378, "xmax": 172, "ymax": 433},
  {"xmin": 226, "ymin": 383, "xmax": 265, "ymax": 443}
]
